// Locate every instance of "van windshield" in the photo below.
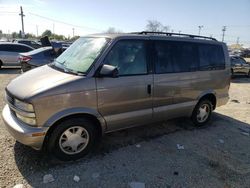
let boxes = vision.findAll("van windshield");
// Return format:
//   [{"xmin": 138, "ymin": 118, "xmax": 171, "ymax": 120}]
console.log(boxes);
[{"xmin": 54, "ymin": 37, "xmax": 109, "ymax": 74}]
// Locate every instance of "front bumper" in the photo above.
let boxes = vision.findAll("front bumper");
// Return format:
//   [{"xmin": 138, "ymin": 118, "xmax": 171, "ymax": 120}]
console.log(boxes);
[{"xmin": 2, "ymin": 105, "xmax": 48, "ymax": 150}]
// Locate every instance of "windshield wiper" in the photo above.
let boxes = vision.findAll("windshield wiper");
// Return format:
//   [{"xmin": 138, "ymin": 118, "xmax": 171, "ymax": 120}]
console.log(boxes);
[{"xmin": 63, "ymin": 67, "xmax": 85, "ymax": 76}]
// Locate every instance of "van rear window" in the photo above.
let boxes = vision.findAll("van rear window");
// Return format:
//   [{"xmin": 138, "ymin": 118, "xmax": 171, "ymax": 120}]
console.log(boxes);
[
  {"xmin": 154, "ymin": 41, "xmax": 225, "ymax": 74},
  {"xmin": 198, "ymin": 44, "xmax": 225, "ymax": 70},
  {"xmin": 155, "ymin": 41, "xmax": 198, "ymax": 73}
]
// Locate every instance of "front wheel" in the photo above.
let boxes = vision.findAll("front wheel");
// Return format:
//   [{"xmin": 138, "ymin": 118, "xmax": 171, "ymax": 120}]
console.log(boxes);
[
  {"xmin": 47, "ymin": 118, "xmax": 98, "ymax": 161},
  {"xmin": 191, "ymin": 100, "xmax": 212, "ymax": 126}
]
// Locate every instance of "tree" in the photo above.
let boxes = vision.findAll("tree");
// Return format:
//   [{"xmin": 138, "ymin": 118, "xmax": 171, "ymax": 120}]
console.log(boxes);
[
  {"xmin": 104, "ymin": 27, "xmax": 123, "ymax": 34},
  {"xmin": 25, "ymin": 33, "xmax": 36, "ymax": 39},
  {"xmin": 42, "ymin": 30, "xmax": 52, "ymax": 37},
  {"xmin": 146, "ymin": 20, "xmax": 170, "ymax": 32},
  {"xmin": 0, "ymin": 30, "xmax": 2, "ymax": 38},
  {"xmin": 11, "ymin": 32, "xmax": 18, "ymax": 39},
  {"xmin": 18, "ymin": 30, "xmax": 22, "ymax": 38},
  {"xmin": 51, "ymin": 34, "xmax": 66, "ymax": 41},
  {"xmin": 69, "ymin": 35, "xmax": 80, "ymax": 42}
]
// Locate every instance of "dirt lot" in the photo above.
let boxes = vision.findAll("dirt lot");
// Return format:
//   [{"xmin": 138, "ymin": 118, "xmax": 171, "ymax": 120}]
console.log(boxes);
[{"xmin": 0, "ymin": 69, "xmax": 250, "ymax": 188}]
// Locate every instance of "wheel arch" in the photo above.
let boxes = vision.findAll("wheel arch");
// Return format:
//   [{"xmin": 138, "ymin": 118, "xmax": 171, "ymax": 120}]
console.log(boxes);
[
  {"xmin": 43, "ymin": 108, "xmax": 106, "ymax": 149},
  {"xmin": 197, "ymin": 91, "xmax": 217, "ymax": 110}
]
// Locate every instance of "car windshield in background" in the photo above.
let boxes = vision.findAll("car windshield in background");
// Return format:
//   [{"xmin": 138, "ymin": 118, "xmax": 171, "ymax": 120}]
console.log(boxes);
[{"xmin": 54, "ymin": 37, "xmax": 109, "ymax": 74}]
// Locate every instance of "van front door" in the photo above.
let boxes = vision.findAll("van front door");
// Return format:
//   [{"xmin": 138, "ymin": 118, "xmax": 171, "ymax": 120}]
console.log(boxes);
[{"xmin": 96, "ymin": 40, "xmax": 153, "ymax": 131}]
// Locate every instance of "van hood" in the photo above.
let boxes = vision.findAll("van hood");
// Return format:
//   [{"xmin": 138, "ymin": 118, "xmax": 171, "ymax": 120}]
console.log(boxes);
[{"xmin": 6, "ymin": 65, "xmax": 80, "ymax": 100}]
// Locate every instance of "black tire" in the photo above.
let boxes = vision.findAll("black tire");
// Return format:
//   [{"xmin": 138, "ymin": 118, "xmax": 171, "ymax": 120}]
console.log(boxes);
[
  {"xmin": 191, "ymin": 99, "xmax": 212, "ymax": 127},
  {"xmin": 248, "ymin": 70, "xmax": 250, "ymax": 78},
  {"xmin": 47, "ymin": 118, "xmax": 98, "ymax": 161},
  {"xmin": 0, "ymin": 60, "xmax": 2, "ymax": 69}
]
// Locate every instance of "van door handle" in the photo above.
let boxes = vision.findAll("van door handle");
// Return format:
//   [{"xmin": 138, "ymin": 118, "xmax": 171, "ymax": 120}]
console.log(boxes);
[{"xmin": 147, "ymin": 84, "xmax": 151, "ymax": 95}]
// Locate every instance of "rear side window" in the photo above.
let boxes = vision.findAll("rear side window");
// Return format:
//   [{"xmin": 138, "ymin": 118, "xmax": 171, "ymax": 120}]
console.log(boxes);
[
  {"xmin": 0, "ymin": 44, "xmax": 12, "ymax": 51},
  {"xmin": 0, "ymin": 44, "xmax": 32, "ymax": 52},
  {"xmin": 104, "ymin": 40, "xmax": 147, "ymax": 76},
  {"xmin": 0, "ymin": 45, "xmax": 6, "ymax": 51},
  {"xmin": 155, "ymin": 41, "xmax": 198, "ymax": 73},
  {"xmin": 198, "ymin": 44, "xmax": 225, "ymax": 70},
  {"xmin": 17, "ymin": 45, "xmax": 33, "ymax": 52}
]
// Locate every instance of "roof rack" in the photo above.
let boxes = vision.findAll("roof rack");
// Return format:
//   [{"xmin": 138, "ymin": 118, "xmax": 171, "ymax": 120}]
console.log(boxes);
[{"xmin": 130, "ymin": 31, "xmax": 217, "ymax": 41}]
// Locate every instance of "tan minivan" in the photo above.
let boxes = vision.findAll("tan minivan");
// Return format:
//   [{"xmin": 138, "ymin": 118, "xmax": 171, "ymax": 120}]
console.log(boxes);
[{"xmin": 2, "ymin": 32, "xmax": 230, "ymax": 160}]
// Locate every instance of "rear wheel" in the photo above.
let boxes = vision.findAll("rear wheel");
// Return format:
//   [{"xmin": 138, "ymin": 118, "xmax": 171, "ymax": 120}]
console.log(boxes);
[
  {"xmin": 0, "ymin": 60, "xmax": 2, "ymax": 69},
  {"xmin": 191, "ymin": 99, "xmax": 212, "ymax": 126},
  {"xmin": 248, "ymin": 70, "xmax": 250, "ymax": 77},
  {"xmin": 47, "ymin": 118, "xmax": 98, "ymax": 161}
]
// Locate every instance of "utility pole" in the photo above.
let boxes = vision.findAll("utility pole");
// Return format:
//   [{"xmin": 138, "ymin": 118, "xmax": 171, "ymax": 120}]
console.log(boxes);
[
  {"xmin": 72, "ymin": 28, "xmax": 75, "ymax": 37},
  {"xmin": 36, "ymin": 25, "xmax": 38, "ymax": 37},
  {"xmin": 198, "ymin": 25, "xmax": 203, "ymax": 36},
  {"xmin": 236, "ymin": 37, "xmax": 239, "ymax": 45},
  {"xmin": 178, "ymin": 30, "xmax": 181, "ymax": 34},
  {"xmin": 222, "ymin": 26, "xmax": 226, "ymax": 42},
  {"xmin": 53, "ymin": 23, "xmax": 55, "ymax": 34},
  {"xmin": 19, "ymin": 6, "xmax": 25, "ymax": 38}
]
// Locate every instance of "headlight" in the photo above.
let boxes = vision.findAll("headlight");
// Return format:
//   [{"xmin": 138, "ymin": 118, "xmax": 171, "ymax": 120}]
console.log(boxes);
[
  {"xmin": 16, "ymin": 114, "xmax": 36, "ymax": 126},
  {"xmin": 14, "ymin": 99, "xmax": 34, "ymax": 112}
]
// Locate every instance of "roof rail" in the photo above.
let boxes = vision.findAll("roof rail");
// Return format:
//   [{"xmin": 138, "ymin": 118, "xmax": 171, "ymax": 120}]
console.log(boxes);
[{"xmin": 130, "ymin": 31, "xmax": 217, "ymax": 41}]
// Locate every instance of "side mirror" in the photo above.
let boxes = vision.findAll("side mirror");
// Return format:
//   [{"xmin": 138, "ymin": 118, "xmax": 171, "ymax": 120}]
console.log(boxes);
[{"xmin": 98, "ymin": 64, "xmax": 119, "ymax": 78}]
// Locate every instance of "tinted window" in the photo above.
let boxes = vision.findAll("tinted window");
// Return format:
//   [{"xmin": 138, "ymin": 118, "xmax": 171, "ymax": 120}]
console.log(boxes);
[
  {"xmin": 231, "ymin": 58, "xmax": 238, "ymax": 65},
  {"xmin": 19, "ymin": 41, "xmax": 30, "ymax": 45},
  {"xmin": 0, "ymin": 44, "xmax": 13, "ymax": 51},
  {"xmin": 198, "ymin": 44, "xmax": 225, "ymax": 70},
  {"xmin": 155, "ymin": 41, "xmax": 198, "ymax": 73},
  {"xmin": 0, "ymin": 44, "xmax": 32, "ymax": 52},
  {"xmin": 104, "ymin": 40, "xmax": 147, "ymax": 76},
  {"xmin": 0, "ymin": 44, "xmax": 7, "ymax": 51},
  {"xmin": 17, "ymin": 45, "xmax": 33, "ymax": 52}
]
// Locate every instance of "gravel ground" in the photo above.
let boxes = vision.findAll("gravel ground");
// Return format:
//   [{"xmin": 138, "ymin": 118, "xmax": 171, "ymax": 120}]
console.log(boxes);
[{"xmin": 0, "ymin": 69, "xmax": 250, "ymax": 188}]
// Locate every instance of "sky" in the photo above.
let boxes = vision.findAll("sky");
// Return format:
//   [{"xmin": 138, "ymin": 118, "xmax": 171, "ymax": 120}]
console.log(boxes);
[{"xmin": 0, "ymin": 0, "xmax": 250, "ymax": 46}]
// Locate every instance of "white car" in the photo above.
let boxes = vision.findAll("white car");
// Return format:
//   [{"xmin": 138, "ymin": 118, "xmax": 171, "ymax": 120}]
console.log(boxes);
[{"xmin": 0, "ymin": 42, "xmax": 34, "ymax": 69}]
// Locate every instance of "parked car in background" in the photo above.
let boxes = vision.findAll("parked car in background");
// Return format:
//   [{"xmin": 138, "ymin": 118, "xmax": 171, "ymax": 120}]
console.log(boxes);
[
  {"xmin": 0, "ymin": 43, "xmax": 34, "ymax": 69},
  {"xmin": 14, "ymin": 39, "xmax": 42, "ymax": 49},
  {"xmin": 51, "ymin": 41, "xmax": 72, "ymax": 48},
  {"xmin": 231, "ymin": 56, "xmax": 250, "ymax": 77},
  {"xmin": 20, "ymin": 46, "xmax": 66, "ymax": 72},
  {"xmin": 2, "ymin": 32, "xmax": 230, "ymax": 161}
]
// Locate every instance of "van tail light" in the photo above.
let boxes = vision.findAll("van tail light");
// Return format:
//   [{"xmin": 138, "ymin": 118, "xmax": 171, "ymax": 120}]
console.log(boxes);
[{"xmin": 19, "ymin": 56, "xmax": 32, "ymax": 62}]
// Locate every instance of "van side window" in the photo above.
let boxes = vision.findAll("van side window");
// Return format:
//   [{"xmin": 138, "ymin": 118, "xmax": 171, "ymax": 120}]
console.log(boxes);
[
  {"xmin": 104, "ymin": 40, "xmax": 147, "ymax": 76},
  {"xmin": 198, "ymin": 44, "xmax": 225, "ymax": 70},
  {"xmin": 155, "ymin": 41, "xmax": 198, "ymax": 73}
]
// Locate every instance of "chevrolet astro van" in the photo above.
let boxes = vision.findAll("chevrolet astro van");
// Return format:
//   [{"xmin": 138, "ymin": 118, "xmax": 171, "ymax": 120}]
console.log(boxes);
[{"xmin": 2, "ymin": 32, "xmax": 230, "ymax": 160}]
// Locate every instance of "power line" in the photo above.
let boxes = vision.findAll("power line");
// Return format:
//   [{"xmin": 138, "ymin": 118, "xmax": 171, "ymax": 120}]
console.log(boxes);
[
  {"xmin": 28, "ymin": 12, "xmax": 102, "ymax": 32},
  {"xmin": 0, "ymin": 11, "xmax": 18, "ymax": 14}
]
